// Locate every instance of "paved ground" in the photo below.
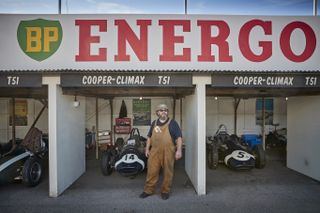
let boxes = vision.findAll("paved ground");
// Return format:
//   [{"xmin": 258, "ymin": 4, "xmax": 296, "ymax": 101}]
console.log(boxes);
[{"xmin": 0, "ymin": 148, "xmax": 320, "ymax": 213}]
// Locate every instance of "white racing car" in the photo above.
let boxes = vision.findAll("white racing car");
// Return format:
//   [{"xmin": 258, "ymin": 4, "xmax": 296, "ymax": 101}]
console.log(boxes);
[
  {"xmin": 100, "ymin": 128, "xmax": 147, "ymax": 178},
  {"xmin": 206, "ymin": 124, "xmax": 265, "ymax": 171}
]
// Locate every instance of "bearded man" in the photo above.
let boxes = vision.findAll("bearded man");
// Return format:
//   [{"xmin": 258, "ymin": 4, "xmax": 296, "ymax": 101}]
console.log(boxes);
[{"xmin": 139, "ymin": 104, "xmax": 183, "ymax": 200}]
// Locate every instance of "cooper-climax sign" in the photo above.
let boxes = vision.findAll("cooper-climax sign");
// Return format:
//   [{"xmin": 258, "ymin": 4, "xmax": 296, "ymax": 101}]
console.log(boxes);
[
  {"xmin": 82, "ymin": 75, "xmax": 146, "ymax": 85},
  {"xmin": 61, "ymin": 73, "xmax": 192, "ymax": 87},
  {"xmin": 212, "ymin": 73, "xmax": 320, "ymax": 88},
  {"xmin": 1, "ymin": 14, "xmax": 320, "ymax": 71}
]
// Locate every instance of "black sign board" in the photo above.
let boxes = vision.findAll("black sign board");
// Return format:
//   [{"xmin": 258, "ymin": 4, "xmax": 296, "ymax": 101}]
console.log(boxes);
[
  {"xmin": 61, "ymin": 73, "xmax": 192, "ymax": 87},
  {"xmin": 0, "ymin": 74, "xmax": 42, "ymax": 87},
  {"xmin": 212, "ymin": 73, "xmax": 320, "ymax": 88}
]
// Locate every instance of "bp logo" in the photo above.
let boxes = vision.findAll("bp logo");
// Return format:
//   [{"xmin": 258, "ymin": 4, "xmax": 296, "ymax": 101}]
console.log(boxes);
[{"xmin": 17, "ymin": 19, "xmax": 63, "ymax": 61}]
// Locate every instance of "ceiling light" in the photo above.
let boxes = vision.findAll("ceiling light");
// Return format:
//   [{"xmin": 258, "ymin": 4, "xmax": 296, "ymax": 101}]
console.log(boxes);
[{"xmin": 73, "ymin": 95, "xmax": 80, "ymax": 108}]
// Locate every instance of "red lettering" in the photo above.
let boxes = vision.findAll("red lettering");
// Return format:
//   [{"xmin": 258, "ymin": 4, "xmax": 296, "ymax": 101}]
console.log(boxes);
[
  {"xmin": 197, "ymin": 20, "xmax": 232, "ymax": 62},
  {"xmin": 114, "ymin": 20, "xmax": 151, "ymax": 61},
  {"xmin": 280, "ymin": 21, "xmax": 316, "ymax": 62},
  {"xmin": 239, "ymin": 20, "xmax": 272, "ymax": 62},
  {"xmin": 75, "ymin": 20, "xmax": 107, "ymax": 61},
  {"xmin": 159, "ymin": 20, "xmax": 191, "ymax": 61},
  {"xmin": 72, "ymin": 18, "xmax": 317, "ymax": 65}
]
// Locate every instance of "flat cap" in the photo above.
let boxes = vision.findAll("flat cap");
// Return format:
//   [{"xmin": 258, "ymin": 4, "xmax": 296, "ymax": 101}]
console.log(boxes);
[{"xmin": 156, "ymin": 104, "xmax": 168, "ymax": 111}]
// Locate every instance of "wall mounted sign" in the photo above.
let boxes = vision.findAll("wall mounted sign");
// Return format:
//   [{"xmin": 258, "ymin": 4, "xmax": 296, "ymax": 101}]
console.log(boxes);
[
  {"xmin": 256, "ymin": 98, "xmax": 273, "ymax": 125},
  {"xmin": 133, "ymin": 99, "xmax": 151, "ymax": 126},
  {"xmin": 9, "ymin": 99, "xmax": 28, "ymax": 126},
  {"xmin": 212, "ymin": 73, "xmax": 320, "ymax": 88},
  {"xmin": 1, "ymin": 14, "xmax": 320, "ymax": 72},
  {"xmin": 115, "ymin": 118, "xmax": 131, "ymax": 134},
  {"xmin": 61, "ymin": 73, "xmax": 192, "ymax": 87},
  {"xmin": 17, "ymin": 18, "xmax": 63, "ymax": 62},
  {"xmin": 0, "ymin": 74, "xmax": 42, "ymax": 87}
]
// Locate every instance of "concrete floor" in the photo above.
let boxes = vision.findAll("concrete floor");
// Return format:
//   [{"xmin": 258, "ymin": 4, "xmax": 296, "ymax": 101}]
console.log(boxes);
[{"xmin": 0, "ymin": 148, "xmax": 320, "ymax": 213}]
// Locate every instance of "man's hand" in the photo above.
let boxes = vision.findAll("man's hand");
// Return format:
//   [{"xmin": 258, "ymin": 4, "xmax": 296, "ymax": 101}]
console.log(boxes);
[
  {"xmin": 175, "ymin": 137, "xmax": 183, "ymax": 160},
  {"xmin": 175, "ymin": 149, "xmax": 182, "ymax": 160},
  {"xmin": 145, "ymin": 149, "xmax": 150, "ymax": 158},
  {"xmin": 145, "ymin": 137, "xmax": 151, "ymax": 158}
]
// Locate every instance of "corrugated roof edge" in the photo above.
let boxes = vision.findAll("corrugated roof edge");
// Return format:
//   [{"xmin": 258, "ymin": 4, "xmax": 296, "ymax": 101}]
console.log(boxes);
[{"xmin": 0, "ymin": 69, "xmax": 320, "ymax": 74}]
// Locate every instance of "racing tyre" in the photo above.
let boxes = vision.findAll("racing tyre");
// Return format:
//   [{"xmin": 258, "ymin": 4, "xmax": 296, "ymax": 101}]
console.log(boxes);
[
  {"xmin": 253, "ymin": 144, "xmax": 266, "ymax": 169},
  {"xmin": 207, "ymin": 144, "xmax": 219, "ymax": 169},
  {"xmin": 100, "ymin": 150, "xmax": 113, "ymax": 176},
  {"xmin": 22, "ymin": 157, "xmax": 43, "ymax": 187}
]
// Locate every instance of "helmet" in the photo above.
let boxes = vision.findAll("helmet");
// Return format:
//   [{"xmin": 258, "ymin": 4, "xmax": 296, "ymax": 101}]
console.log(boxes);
[{"xmin": 156, "ymin": 104, "xmax": 168, "ymax": 111}]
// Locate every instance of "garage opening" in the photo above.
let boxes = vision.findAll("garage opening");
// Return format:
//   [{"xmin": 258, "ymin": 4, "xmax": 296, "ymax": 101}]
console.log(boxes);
[
  {"xmin": 60, "ymin": 72, "xmax": 195, "ymax": 190},
  {"xmin": 0, "ymin": 76, "xmax": 49, "ymax": 188},
  {"xmin": 205, "ymin": 94, "xmax": 287, "ymax": 168},
  {"xmin": 205, "ymin": 72, "xmax": 320, "ymax": 188}
]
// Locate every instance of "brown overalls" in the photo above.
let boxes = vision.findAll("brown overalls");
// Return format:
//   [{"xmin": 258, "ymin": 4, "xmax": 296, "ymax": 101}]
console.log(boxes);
[{"xmin": 143, "ymin": 119, "xmax": 176, "ymax": 194}]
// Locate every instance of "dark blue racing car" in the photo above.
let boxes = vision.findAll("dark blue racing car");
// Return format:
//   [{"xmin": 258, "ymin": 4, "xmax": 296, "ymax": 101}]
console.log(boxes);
[{"xmin": 0, "ymin": 128, "xmax": 48, "ymax": 186}]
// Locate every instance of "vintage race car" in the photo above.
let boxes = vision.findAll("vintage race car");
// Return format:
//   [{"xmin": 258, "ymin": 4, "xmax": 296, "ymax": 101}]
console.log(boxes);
[
  {"xmin": 0, "ymin": 128, "xmax": 48, "ymax": 186},
  {"xmin": 206, "ymin": 124, "xmax": 265, "ymax": 171},
  {"xmin": 100, "ymin": 128, "xmax": 147, "ymax": 177}
]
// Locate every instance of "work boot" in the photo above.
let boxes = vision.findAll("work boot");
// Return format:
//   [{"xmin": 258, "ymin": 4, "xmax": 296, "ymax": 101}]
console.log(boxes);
[
  {"xmin": 161, "ymin": 193, "xmax": 169, "ymax": 200},
  {"xmin": 139, "ymin": 192, "xmax": 152, "ymax": 199}
]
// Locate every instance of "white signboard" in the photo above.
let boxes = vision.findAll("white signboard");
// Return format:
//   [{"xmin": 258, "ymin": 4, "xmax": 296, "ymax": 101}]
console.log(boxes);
[{"xmin": 0, "ymin": 14, "xmax": 319, "ymax": 72}]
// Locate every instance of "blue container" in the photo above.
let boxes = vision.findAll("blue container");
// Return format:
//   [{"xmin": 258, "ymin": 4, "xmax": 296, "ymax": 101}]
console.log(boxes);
[{"xmin": 241, "ymin": 134, "xmax": 262, "ymax": 148}]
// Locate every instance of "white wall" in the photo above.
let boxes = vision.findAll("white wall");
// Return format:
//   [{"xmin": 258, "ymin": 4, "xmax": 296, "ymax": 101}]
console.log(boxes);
[
  {"xmin": 206, "ymin": 97, "xmax": 287, "ymax": 137},
  {"xmin": 183, "ymin": 76, "xmax": 210, "ymax": 195},
  {"xmin": 56, "ymin": 92, "xmax": 86, "ymax": 195},
  {"xmin": 43, "ymin": 75, "xmax": 86, "ymax": 197},
  {"xmin": 287, "ymin": 96, "xmax": 320, "ymax": 181},
  {"xmin": 86, "ymin": 97, "xmax": 112, "ymax": 132},
  {"xmin": 0, "ymin": 98, "xmax": 48, "ymax": 143},
  {"xmin": 183, "ymin": 93, "xmax": 198, "ymax": 191}
]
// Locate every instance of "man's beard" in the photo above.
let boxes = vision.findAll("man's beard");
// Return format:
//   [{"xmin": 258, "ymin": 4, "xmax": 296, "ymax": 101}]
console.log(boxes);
[{"xmin": 159, "ymin": 114, "xmax": 168, "ymax": 121}]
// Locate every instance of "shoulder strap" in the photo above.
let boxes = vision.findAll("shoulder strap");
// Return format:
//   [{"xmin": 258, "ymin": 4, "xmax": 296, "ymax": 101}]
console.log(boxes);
[{"xmin": 150, "ymin": 119, "xmax": 157, "ymax": 133}]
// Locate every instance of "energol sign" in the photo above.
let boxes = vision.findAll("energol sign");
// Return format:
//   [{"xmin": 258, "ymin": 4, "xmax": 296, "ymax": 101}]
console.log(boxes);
[
  {"xmin": 0, "ymin": 14, "xmax": 320, "ymax": 71},
  {"xmin": 74, "ymin": 19, "xmax": 315, "ymax": 63}
]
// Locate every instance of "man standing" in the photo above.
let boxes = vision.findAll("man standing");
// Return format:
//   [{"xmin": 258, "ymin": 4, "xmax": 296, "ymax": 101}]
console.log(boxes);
[{"xmin": 139, "ymin": 104, "xmax": 183, "ymax": 200}]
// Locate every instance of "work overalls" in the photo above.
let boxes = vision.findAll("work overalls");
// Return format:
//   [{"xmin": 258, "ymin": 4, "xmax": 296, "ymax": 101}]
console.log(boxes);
[{"xmin": 143, "ymin": 119, "xmax": 176, "ymax": 194}]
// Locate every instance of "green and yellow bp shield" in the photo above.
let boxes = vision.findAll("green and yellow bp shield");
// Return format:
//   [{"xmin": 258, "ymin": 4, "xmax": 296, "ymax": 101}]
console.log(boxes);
[{"xmin": 17, "ymin": 19, "xmax": 63, "ymax": 61}]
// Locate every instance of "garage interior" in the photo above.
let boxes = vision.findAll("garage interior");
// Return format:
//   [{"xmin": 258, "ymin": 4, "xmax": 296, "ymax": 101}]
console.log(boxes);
[
  {"xmin": 2, "ymin": 74, "xmax": 320, "ymax": 197},
  {"xmin": 206, "ymin": 85, "xmax": 320, "ymax": 176},
  {"xmin": 0, "ymin": 86, "xmax": 48, "ymax": 140}
]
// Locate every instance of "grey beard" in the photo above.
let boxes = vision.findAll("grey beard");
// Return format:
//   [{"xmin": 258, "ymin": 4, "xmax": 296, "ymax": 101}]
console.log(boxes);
[{"xmin": 159, "ymin": 116, "xmax": 167, "ymax": 122}]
